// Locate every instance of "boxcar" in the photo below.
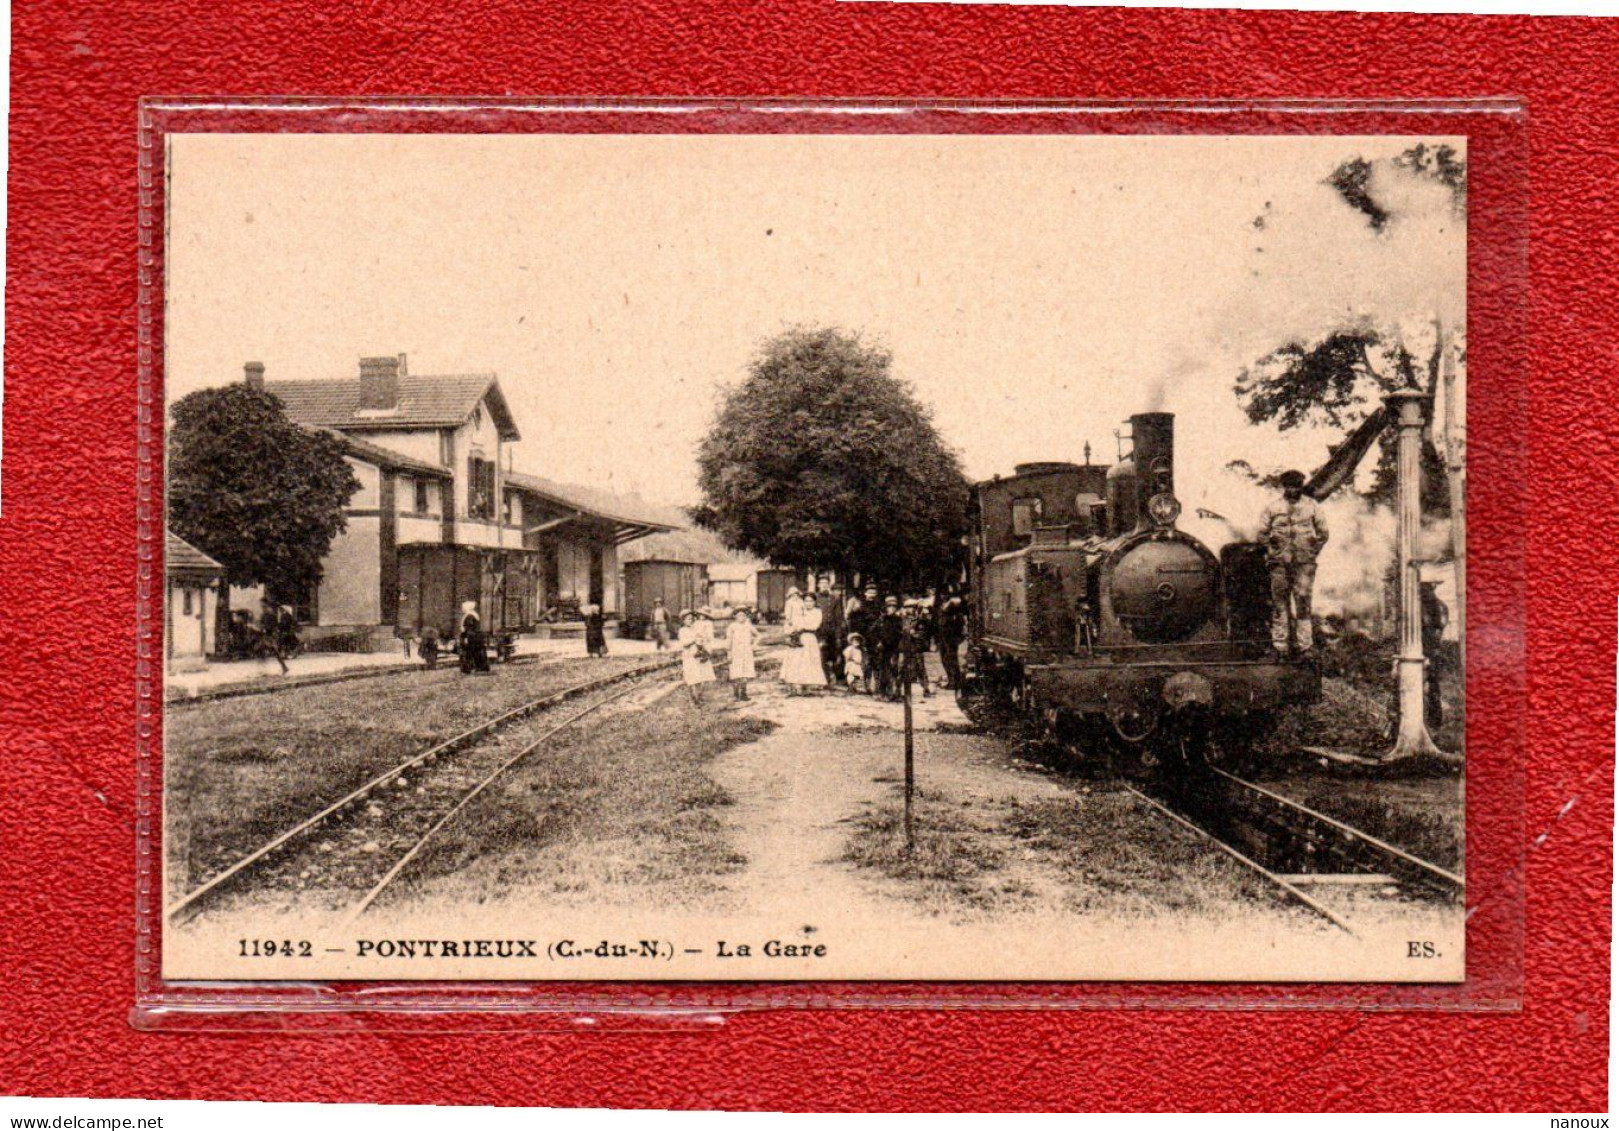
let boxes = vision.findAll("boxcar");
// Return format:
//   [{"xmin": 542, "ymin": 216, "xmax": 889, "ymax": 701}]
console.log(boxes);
[
  {"xmin": 621, "ymin": 559, "xmax": 710, "ymax": 638},
  {"xmin": 396, "ymin": 545, "xmax": 543, "ymax": 646}
]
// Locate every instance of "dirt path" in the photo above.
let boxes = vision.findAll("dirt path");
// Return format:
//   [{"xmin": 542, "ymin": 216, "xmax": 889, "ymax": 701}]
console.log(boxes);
[
  {"xmin": 707, "ymin": 680, "xmax": 948, "ymax": 923},
  {"xmin": 711, "ymin": 672, "xmax": 1138, "ymax": 924}
]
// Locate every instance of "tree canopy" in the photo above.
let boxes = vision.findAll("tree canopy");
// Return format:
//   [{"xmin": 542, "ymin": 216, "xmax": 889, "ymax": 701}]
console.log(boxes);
[
  {"xmin": 692, "ymin": 328, "xmax": 969, "ymax": 588},
  {"xmin": 168, "ymin": 385, "xmax": 360, "ymax": 601},
  {"xmin": 1234, "ymin": 142, "xmax": 1466, "ymax": 513}
]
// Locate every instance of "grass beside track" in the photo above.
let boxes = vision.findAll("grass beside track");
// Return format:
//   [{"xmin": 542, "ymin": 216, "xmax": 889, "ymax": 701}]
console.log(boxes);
[
  {"xmin": 842, "ymin": 783, "xmax": 1283, "ymax": 920},
  {"xmin": 164, "ymin": 654, "xmax": 664, "ymax": 891},
  {"xmin": 1244, "ymin": 774, "xmax": 1464, "ymax": 872},
  {"xmin": 401, "ymin": 696, "xmax": 777, "ymax": 909}
]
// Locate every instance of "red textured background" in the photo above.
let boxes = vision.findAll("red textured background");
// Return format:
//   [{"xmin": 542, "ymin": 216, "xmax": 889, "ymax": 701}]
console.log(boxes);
[{"xmin": 2, "ymin": 3, "xmax": 1612, "ymax": 1112}]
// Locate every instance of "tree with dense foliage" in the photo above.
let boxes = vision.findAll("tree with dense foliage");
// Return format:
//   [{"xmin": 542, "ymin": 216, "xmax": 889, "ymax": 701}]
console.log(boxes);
[
  {"xmin": 168, "ymin": 385, "xmax": 360, "ymax": 608},
  {"xmin": 692, "ymin": 328, "xmax": 969, "ymax": 589}
]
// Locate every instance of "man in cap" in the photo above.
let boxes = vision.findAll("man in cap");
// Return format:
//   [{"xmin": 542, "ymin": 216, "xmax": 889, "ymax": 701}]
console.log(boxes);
[
  {"xmin": 874, "ymin": 595, "xmax": 905, "ymax": 700},
  {"xmin": 898, "ymin": 599, "xmax": 933, "ymax": 700},
  {"xmin": 1259, "ymin": 470, "xmax": 1329, "ymax": 658},
  {"xmin": 846, "ymin": 585, "xmax": 881, "ymax": 694},
  {"xmin": 817, "ymin": 581, "xmax": 849, "ymax": 687},
  {"xmin": 934, "ymin": 588, "xmax": 967, "ymax": 691}
]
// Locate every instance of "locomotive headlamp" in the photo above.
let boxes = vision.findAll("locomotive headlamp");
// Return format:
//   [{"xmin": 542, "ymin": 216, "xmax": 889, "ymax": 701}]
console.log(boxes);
[{"xmin": 1147, "ymin": 492, "xmax": 1182, "ymax": 527}]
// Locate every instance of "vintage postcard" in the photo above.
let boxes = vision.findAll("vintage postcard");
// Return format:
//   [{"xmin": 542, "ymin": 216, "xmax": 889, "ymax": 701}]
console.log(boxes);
[{"xmin": 159, "ymin": 131, "xmax": 1466, "ymax": 982}]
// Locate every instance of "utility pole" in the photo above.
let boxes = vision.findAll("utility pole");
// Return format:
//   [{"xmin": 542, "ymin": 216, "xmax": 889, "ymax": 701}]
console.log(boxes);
[{"xmin": 1385, "ymin": 387, "xmax": 1444, "ymax": 762}]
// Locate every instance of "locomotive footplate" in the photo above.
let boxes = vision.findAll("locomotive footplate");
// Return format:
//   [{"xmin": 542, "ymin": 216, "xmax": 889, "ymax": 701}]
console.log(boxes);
[{"xmin": 1023, "ymin": 658, "xmax": 1320, "ymax": 717}]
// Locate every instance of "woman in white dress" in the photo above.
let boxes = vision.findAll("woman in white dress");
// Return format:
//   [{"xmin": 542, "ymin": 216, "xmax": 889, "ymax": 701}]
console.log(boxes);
[
  {"xmin": 781, "ymin": 594, "xmax": 827, "ymax": 694},
  {"xmin": 725, "ymin": 608, "xmax": 758, "ymax": 701},
  {"xmin": 678, "ymin": 611, "xmax": 716, "ymax": 706}
]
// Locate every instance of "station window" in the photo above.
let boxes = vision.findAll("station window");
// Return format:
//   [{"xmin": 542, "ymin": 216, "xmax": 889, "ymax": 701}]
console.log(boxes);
[
  {"xmin": 415, "ymin": 479, "xmax": 430, "ymax": 514},
  {"xmin": 1011, "ymin": 497, "xmax": 1043, "ymax": 537},
  {"xmin": 467, "ymin": 456, "xmax": 497, "ymax": 520},
  {"xmin": 182, "ymin": 587, "xmax": 193, "ymax": 616}
]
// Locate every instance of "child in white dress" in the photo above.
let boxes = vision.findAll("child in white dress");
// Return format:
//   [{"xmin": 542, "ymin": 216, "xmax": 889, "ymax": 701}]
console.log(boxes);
[
  {"xmin": 679, "ymin": 611, "xmax": 716, "ymax": 706},
  {"xmin": 726, "ymin": 608, "xmax": 758, "ymax": 701},
  {"xmin": 842, "ymin": 633, "xmax": 866, "ymax": 693}
]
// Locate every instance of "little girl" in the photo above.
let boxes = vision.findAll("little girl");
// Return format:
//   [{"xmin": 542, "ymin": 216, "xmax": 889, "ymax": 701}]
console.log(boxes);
[
  {"xmin": 679, "ymin": 611, "xmax": 716, "ymax": 707},
  {"xmin": 725, "ymin": 607, "xmax": 758, "ymax": 701},
  {"xmin": 842, "ymin": 632, "xmax": 866, "ymax": 693}
]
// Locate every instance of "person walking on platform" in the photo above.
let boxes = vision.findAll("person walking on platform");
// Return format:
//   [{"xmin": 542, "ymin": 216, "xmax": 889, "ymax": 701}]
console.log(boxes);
[
  {"xmin": 459, "ymin": 600, "xmax": 491, "ymax": 674},
  {"xmin": 650, "ymin": 598, "xmax": 671, "ymax": 651},
  {"xmin": 726, "ymin": 607, "xmax": 759, "ymax": 701},
  {"xmin": 256, "ymin": 598, "xmax": 290, "ymax": 674},
  {"xmin": 583, "ymin": 602, "xmax": 610, "ymax": 658},
  {"xmin": 679, "ymin": 610, "xmax": 716, "ymax": 706},
  {"xmin": 1260, "ymin": 470, "xmax": 1329, "ymax": 658}
]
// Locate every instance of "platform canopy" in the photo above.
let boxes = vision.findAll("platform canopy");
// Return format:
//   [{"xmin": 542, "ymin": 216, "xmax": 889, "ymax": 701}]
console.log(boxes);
[{"xmin": 505, "ymin": 470, "xmax": 679, "ymax": 546}]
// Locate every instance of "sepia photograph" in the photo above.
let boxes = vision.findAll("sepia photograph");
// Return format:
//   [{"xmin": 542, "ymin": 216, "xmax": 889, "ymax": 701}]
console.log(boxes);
[{"xmin": 159, "ymin": 131, "xmax": 1467, "ymax": 982}]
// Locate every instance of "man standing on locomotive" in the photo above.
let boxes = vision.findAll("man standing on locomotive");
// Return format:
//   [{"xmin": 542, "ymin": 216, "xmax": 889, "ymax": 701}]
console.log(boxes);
[{"xmin": 1260, "ymin": 470, "xmax": 1329, "ymax": 658}]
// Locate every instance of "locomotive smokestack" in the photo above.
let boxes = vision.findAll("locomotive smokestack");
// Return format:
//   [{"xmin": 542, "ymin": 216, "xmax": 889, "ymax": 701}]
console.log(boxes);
[{"xmin": 1128, "ymin": 412, "xmax": 1174, "ymax": 528}]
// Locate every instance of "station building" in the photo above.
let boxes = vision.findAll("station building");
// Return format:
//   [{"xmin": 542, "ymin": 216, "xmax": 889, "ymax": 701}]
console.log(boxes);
[{"xmin": 227, "ymin": 355, "xmax": 671, "ymax": 651}]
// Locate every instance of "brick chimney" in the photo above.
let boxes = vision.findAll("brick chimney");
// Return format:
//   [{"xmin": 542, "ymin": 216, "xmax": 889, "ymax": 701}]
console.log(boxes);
[
  {"xmin": 244, "ymin": 361, "xmax": 265, "ymax": 392},
  {"xmin": 358, "ymin": 355, "xmax": 400, "ymax": 410}
]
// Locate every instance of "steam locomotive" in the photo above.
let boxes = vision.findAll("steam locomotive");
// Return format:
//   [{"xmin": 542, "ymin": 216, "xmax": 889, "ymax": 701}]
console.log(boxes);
[{"xmin": 962, "ymin": 411, "xmax": 1319, "ymax": 769}]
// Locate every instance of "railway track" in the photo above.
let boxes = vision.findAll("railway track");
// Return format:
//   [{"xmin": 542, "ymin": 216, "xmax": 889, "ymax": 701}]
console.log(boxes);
[
  {"xmin": 166, "ymin": 659, "xmax": 680, "ymax": 924},
  {"xmin": 1126, "ymin": 762, "xmax": 1463, "ymax": 936}
]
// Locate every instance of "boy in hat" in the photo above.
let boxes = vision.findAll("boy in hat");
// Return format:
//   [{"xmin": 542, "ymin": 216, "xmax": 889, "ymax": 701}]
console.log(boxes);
[{"xmin": 875, "ymin": 595, "xmax": 905, "ymax": 700}]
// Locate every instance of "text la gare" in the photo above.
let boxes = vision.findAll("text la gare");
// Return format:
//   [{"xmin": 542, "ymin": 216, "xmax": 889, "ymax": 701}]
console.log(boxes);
[{"xmin": 717, "ymin": 939, "xmax": 826, "ymax": 958}]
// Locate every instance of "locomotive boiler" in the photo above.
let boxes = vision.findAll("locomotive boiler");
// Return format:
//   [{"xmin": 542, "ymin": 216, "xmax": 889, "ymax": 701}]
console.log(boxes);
[{"xmin": 963, "ymin": 412, "xmax": 1319, "ymax": 769}]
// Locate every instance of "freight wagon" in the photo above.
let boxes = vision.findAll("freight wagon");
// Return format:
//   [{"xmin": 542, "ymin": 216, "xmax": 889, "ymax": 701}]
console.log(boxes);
[
  {"xmin": 396, "ymin": 544, "xmax": 543, "ymax": 661},
  {"xmin": 621, "ymin": 559, "xmax": 710, "ymax": 639}
]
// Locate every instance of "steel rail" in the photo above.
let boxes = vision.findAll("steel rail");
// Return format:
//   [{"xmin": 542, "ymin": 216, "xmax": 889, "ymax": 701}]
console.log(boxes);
[
  {"xmin": 344, "ymin": 679, "xmax": 647, "ymax": 922},
  {"xmin": 1207, "ymin": 765, "xmax": 1463, "ymax": 898},
  {"xmin": 1123, "ymin": 784, "xmax": 1358, "ymax": 936},
  {"xmin": 165, "ymin": 658, "xmax": 677, "ymax": 921}
]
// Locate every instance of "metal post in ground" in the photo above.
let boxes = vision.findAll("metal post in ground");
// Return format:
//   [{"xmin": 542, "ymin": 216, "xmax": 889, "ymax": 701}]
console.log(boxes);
[
  {"xmin": 903, "ymin": 671, "xmax": 915, "ymax": 853},
  {"xmin": 1384, "ymin": 386, "xmax": 1443, "ymax": 762}
]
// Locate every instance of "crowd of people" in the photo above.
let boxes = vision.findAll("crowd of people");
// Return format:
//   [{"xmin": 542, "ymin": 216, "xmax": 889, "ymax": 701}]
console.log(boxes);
[
  {"xmin": 431, "ymin": 578, "xmax": 971, "ymax": 712},
  {"xmin": 672, "ymin": 580, "xmax": 968, "ymax": 708}
]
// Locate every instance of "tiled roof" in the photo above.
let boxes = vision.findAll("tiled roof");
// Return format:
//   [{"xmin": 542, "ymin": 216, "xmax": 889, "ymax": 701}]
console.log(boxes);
[
  {"xmin": 265, "ymin": 374, "xmax": 519, "ymax": 440},
  {"xmin": 303, "ymin": 425, "xmax": 451, "ymax": 479},
  {"xmin": 166, "ymin": 531, "xmax": 222, "ymax": 575},
  {"xmin": 504, "ymin": 470, "xmax": 679, "ymax": 540}
]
